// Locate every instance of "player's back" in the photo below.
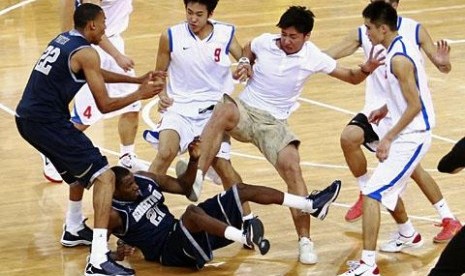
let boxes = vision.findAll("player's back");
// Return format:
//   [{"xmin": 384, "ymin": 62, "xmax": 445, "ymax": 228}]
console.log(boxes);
[{"xmin": 16, "ymin": 30, "xmax": 90, "ymax": 123}]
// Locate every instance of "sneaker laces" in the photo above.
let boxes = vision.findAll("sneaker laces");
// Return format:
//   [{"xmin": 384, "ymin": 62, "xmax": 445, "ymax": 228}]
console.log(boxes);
[{"xmin": 346, "ymin": 260, "xmax": 362, "ymax": 272}]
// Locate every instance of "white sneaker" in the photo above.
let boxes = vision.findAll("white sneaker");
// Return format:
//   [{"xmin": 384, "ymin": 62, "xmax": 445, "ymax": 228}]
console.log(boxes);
[
  {"xmin": 298, "ymin": 237, "xmax": 318, "ymax": 264},
  {"xmin": 175, "ymin": 159, "xmax": 203, "ymax": 202},
  {"xmin": 118, "ymin": 153, "xmax": 149, "ymax": 172},
  {"xmin": 379, "ymin": 231, "xmax": 423, "ymax": 253},
  {"xmin": 205, "ymin": 167, "xmax": 222, "ymax": 185},
  {"xmin": 338, "ymin": 260, "xmax": 380, "ymax": 276},
  {"xmin": 41, "ymin": 154, "xmax": 63, "ymax": 183}
]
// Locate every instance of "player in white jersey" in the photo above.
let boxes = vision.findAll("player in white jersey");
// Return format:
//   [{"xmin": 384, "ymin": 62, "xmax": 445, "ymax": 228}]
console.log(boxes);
[
  {"xmin": 324, "ymin": 0, "xmax": 460, "ymax": 243},
  {"xmin": 338, "ymin": 2, "xmax": 437, "ymax": 275},
  {"xmin": 143, "ymin": 0, "xmax": 260, "ymax": 232},
  {"xmin": 196, "ymin": 6, "xmax": 383, "ymax": 265},
  {"xmin": 42, "ymin": 0, "xmax": 146, "ymax": 183}
]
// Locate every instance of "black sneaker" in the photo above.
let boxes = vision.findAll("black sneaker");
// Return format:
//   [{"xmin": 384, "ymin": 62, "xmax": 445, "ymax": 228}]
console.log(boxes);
[
  {"xmin": 84, "ymin": 252, "xmax": 135, "ymax": 276},
  {"xmin": 305, "ymin": 180, "xmax": 341, "ymax": 220},
  {"xmin": 243, "ymin": 216, "xmax": 270, "ymax": 255},
  {"xmin": 60, "ymin": 218, "xmax": 93, "ymax": 247}
]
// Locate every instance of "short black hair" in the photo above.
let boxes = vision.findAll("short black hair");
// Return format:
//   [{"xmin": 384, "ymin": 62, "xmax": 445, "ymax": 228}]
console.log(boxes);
[
  {"xmin": 111, "ymin": 166, "xmax": 131, "ymax": 189},
  {"xmin": 363, "ymin": 1, "xmax": 398, "ymax": 31},
  {"xmin": 74, "ymin": 3, "xmax": 103, "ymax": 29},
  {"xmin": 276, "ymin": 6, "xmax": 315, "ymax": 35},
  {"xmin": 183, "ymin": 0, "xmax": 218, "ymax": 15}
]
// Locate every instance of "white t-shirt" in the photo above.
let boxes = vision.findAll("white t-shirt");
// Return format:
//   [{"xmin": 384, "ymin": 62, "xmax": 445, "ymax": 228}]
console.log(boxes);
[
  {"xmin": 239, "ymin": 33, "xmax": 337, "ymax": 119},
  {"xmin": 101, "ymin": 0, "xmax": 132, "ymax": 37}
]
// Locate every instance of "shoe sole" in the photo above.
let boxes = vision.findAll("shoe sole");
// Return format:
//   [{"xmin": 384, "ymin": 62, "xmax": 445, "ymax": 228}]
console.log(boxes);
[
  {"xmin": 344, "ymin": 215, "xmax": 362, "ymax": 223},
  {"xmin": 60, "ymin": 239, "xmax": 92, "ymax": 247},
  {"xmin": 43, "ymin": 172, "xmax": 63, "ymax": 183},
  {"xmin": 316, "ymin": 181, "xmax": 341, "ymax": 220},
  {"xmin": 249, "ymin": 219, "xmax": 270, "ymax": 255},
  {"xmin": 380, "ymin": 238, "xmax": 424, "ymax": 253}
]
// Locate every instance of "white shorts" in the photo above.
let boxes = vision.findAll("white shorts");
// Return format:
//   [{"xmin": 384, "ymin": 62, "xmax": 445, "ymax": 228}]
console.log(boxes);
[
  {"xmin": 71, "ymin": 34, "xmax": 140, "ymax": 125},
  {"xmin": 362, "ymin": 131, "xmax": 432, "ymax": 211},
  {"xmin": 143, "ymin": 110, "xmax": 231, "ymax": 159}
]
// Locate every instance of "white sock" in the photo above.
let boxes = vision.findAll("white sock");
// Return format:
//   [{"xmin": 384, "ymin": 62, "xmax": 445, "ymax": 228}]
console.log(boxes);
[
  {"xmin": 65, "ymin": 200, "xmax": 84, "ymax": 234},
  {"xmin": 361, "ymin": 250, "xmax": 376, "ymax": 266},
  {"xmin": 357, "ymin": 173, "xmax": 370, "ymax": 190},
  {"xmin": 242, "ymin": 213, "xmax": 254, "ymax": 221},
  {"xmin": 398, "ymin": 219, "xmax": 415, "ymax": 237},
  {"xmin": 282, "ymin": 193, "xmax": 309, "ymax": 210},
  {"xmin": 120, "ymin": 144, "xmax": 135, "ymax": 156},
  {"xmin": 224, "ymin": 226, "xmax": 246, "ymax": 244},
  {"xmin": 90, "ymin": 228, "xmax": 109, "ymax": 265},
  {"xmin": 433, "ymin": 199, "xmax": 454, "ymax": 220}
]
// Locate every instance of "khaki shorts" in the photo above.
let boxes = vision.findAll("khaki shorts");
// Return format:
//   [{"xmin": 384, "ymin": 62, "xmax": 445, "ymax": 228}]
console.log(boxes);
[{"xmin": 222, "ymin": 94, "xmax": 300, "ymax": 165}]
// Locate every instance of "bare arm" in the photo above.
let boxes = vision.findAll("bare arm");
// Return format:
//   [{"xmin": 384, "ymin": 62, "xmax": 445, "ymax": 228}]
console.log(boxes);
[
  {"xmin": 60, "ymin": 0, "xmax": 75, "ymax": 31},
  {"xmin": 376, "ymin": 56, "xmax": 422, "ymax": 162},
  {"xmin": 328, "ymin": 47, "xmax": 385, "ymax": 84},
  {"xmin": 418, "ymin": 25, "xmax": 451, "ymax": 73},
  {"xmin": 232, "ymin": 41, "xmax": 255, "ymax": 80},
  {"xmin": 71, "ymin": 47, "xmax": 163, "ymax": 113},
  {"xmin": 155, "ymin": 30, "xmax": 173, "ymax": 112},
  {"xmin": 229, "ymin": 35, "xmax": 244, "ymax": 61},
  {"xmin": 324, "ymin": 29, "xmax": 361, "ymax": 59}
]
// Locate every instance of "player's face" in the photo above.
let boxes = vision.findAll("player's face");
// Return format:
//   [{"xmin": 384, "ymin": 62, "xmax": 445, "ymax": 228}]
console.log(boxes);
[
  {"xmin": 90, "ymin": 11, "xmax": 106, "ymax": 44},
  {"xmin": 279, "ymin": 26, "xmax": 309, "ymax": 55},
  {"xmin": 185, "ymin": 2, "xmax": 211, "ymax": 34},
  {"xmin": 115, "ymin": 174, "xmax": 140, "ymax": 201},
  {"xmin": 364, "ymin": 18, "xmax": 384, "ymax": 45}
]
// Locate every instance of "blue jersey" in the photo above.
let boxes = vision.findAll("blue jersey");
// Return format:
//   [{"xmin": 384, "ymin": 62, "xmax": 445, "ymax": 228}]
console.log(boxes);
[
  {"xmin": 16, "ymin": 31, "xmax": 90, "ymax": 122},
  {"xmin": 112, "ymin": 174, "xmax": 177, "ymax": 262}
]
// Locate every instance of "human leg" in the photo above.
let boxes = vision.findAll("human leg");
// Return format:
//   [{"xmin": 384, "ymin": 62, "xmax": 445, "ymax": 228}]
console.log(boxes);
[
  {"xmin": 340, "ymin": 113, "xmax": 379, "ymax": 222},
  {"xmin": 411, "ymin": 164, "xmax": 461, "ymax": 243},
  {"xmin": 148, "ymin": 129, "xmax": 180, "ymax": 174}
]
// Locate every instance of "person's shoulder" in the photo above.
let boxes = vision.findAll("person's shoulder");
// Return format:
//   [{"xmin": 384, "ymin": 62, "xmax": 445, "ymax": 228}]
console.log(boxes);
[{"xmin": 210, "ymin": 19, "xmax": 235, "ymax": 29}]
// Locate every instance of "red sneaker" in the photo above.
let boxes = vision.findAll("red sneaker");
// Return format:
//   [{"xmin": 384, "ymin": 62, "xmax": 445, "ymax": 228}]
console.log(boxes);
[
  {"xmin": 345, "ymin": 193, "xmax": 363, "ymax": 222},
  {"xmin": 433, "ymin": 218, "xmax": 462, "ymax": 243}
]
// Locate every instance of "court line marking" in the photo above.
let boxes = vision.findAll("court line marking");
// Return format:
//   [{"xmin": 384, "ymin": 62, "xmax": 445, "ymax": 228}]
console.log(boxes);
[{"xmin": 0, "ymin": 0, "xmax": 36, "ymax": 16}]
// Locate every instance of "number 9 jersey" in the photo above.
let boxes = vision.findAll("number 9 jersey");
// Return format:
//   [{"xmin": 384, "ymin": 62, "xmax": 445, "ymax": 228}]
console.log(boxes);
[{"xmin": 16, "ymin": 30, "xmax": 91, "ymax": 123}]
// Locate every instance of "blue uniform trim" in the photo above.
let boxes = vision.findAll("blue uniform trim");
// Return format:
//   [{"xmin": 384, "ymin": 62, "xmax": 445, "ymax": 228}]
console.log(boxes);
[
  {"xmin": 415, "ymin": 24, "xmax": 421, "ymax": 48},
  {"xmin": 168, "ymin": 28, "xmax": 173, "ymax": 52},
  {"xmin": 368, "ymin": 143, "xmax": 424, "ymax": 201}
]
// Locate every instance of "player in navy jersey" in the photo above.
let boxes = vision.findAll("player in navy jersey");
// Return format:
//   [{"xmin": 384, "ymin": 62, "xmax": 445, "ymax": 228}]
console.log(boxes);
[
  {"xmin": 106, "ymin": 138, "xmax": 341, "ymax": 269},
  {"xmin": 15, "ymin": 3, "xmax": 164, "ymax": 276}
]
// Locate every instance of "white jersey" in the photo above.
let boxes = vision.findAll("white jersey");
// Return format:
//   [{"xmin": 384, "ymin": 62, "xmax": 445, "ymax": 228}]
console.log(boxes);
[
  {"xmin": 385, "ymin": 36, "xmax": 435, "ymax": 133},
  {"xmin": 359, "ymin": 16, "xmax": 422, "ymax": 115},
  {"xmin": 101, "ymin": 0, "xmax": 132, "ymax": 37},
  {"xmin": 166, "ymin": 20, "xmax": 235, "ymax": 117},
  {"xmin": 239, "ymin": 33, "xmax": 337, "ymax": 119}
]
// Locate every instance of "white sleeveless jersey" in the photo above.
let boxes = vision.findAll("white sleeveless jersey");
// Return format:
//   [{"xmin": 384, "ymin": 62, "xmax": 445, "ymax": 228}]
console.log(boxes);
[
  {"xmin": 239, "ymin": 33, "xmax": 336, "ymax": 120},
  {"xmin": 101, "ymin": 0, "xmax": 132, "ymax": 37},
  {"xmin": 166, "ymin": 20, "xmax": 235, "ymax": 117},
  {"xmin": 359, "ymin": 16, "xmax": 423, "ymax": 115},
  {"xmin": 385, "ymin": 36, "xmax": 435, "ymax": 133}
]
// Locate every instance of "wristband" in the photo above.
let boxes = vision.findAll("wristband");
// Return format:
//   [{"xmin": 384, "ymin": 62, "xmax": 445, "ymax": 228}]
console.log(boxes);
[{"xmin": 238, "ymin": 57, "xmax": 250, "ymax": 65}]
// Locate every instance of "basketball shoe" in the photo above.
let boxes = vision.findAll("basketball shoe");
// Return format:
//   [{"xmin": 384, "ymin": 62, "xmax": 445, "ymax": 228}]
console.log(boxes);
[
  {"xmin": 41, "ymin": 154, "xmax": 62, "ymax": 183},
  {"xmin": 380, "ymin": 231, "xmax": 423, "ymax": 253},
  {"xmin": 84, "ymin": 252, "xmax": 134, "ymax": 276},
  {"xmin": 303, "ymin": 180, "xmax": 341, "ymax": 220},
  {"xmin": 61, "ymin": 219, "xmax": 93, "ymax": 247},
  {"xmin": 299, "ymin": 237, "xmax": 318, "ymax": 264},
  {"xmin": 118, "ymin": 153, "xmax": 148, "ymax": 172},
  {"xmin": 338, "ymin": 260, "xmax": 380, "ymax": 276},
  {"xmin": 345, "ymin": 192, "xmax": 363, "ymax": 222},
  {"xmin": 243, "ymin": 216, "xmax": 270, "ymax": 255},
  {"xmin": 433, "ymin": 218, "xmax": 462, "ymax": 243}
]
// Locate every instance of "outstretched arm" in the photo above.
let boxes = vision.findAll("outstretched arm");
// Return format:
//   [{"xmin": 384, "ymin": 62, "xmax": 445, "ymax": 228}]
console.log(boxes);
[
  {"xmin": 324, "ymin": 28, "xmax": 361, "ymax": 59},
  {"xmin": 418, "ymin": 25, "xmax": 451, "ymax": 73}
]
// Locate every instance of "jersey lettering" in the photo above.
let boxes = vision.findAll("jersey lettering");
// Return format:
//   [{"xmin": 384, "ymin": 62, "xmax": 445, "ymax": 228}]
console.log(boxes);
[
  {"xmin": 83, "ymin": 105, "xmax": 92, "ymax": 119},
  {"xmin": 34, "ymin": 46, "xmax": 61, "ymax": 75},
  {"xmin": 146, "ymin": 206, "xmax": 166, "ymax": 226},
  {"xmin": 214, "ymin": 48, "xmax": 221, "ymax": 62}
]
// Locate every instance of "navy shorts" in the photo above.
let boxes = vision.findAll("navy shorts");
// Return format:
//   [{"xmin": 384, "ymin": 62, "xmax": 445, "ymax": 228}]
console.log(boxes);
[
  {"xmin": 16, "ymin": 116, "xmax": 108, "ymax": 187},
  {"xmin": 160, "ymin": 185, "xmax": 243, "ymax": 269}
]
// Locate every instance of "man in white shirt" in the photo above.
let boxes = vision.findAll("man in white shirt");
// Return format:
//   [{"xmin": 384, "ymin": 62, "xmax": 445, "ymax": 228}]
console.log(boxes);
[{"xmin": 196, "ymin": 6, "xmax": 382, "ymax": 265}]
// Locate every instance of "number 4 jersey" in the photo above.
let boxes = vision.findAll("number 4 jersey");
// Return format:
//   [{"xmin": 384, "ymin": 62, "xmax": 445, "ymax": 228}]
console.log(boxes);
[{"xmin": 16, "ymin": 30, "xmax": 90, "ymax": 123}]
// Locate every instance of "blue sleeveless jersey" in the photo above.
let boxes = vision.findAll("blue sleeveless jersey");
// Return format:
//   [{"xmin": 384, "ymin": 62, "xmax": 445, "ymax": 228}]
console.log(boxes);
[
  {"xmin": 16, "ymin": 31, "xmax": 90, "ymax": 122},
  {"xmin": 112, "ymin": 174, "xmax": 177, "ymax": 262}
]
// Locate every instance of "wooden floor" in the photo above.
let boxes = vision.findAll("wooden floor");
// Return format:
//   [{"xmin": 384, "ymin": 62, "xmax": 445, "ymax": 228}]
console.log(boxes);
[{"xmin": 1, "ymin": 0, "xmax": 465, "ymax": 275}]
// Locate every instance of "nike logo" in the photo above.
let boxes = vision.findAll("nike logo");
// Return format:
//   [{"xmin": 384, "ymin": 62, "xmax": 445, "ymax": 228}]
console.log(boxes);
[
  {"xmin": 182, "ymin": 46, "xmax": 190, "ymax": 50},
  {"xmin": 395, "ymin": 242, "xmax": 404, "ymax": 247}
]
